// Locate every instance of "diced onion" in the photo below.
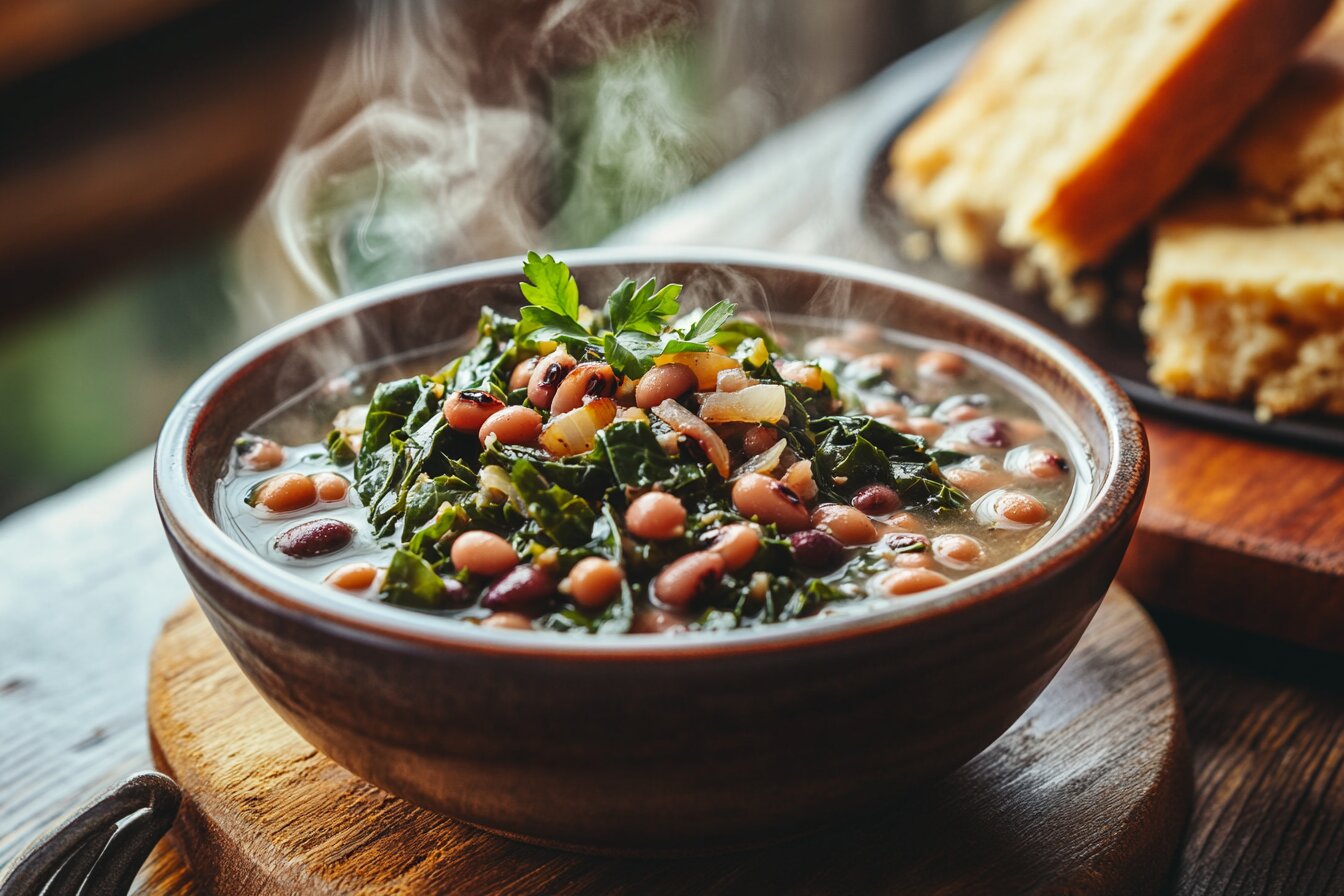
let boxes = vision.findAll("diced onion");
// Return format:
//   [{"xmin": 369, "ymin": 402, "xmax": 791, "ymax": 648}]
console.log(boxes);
[
  {"xmin": 730, "ymin": 438, "xmax": 786, "ymax": 481},
  {"xmin": 655, "ymin": 352, "xmax": 740, "ymax": 390},
  {"xmin": 697, "ymin": 384, "xmax": 786, "ymax": 424},
  {"xmin": 540, "ymin": 398, "xmax": 616, "ymax": 456},
  {"xmin": 715, "ymin": 368, "xmax": 756, "ymax": 393},
  {"xmin": 478, "ymin": 464, "xmax": 522, "ymax": 511},
  {"xmin": 651, "ymin": 399, "xmax": 731, "ymax": 478},
  {"xmin": 782, "ymin": 460, "xmax": 818, "ymax": 501}
]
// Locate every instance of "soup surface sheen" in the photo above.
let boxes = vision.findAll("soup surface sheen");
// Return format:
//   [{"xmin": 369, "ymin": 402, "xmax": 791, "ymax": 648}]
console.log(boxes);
[{"xmin": 219, "ymin": 258, "xmax": 1083, "ymax": 634}]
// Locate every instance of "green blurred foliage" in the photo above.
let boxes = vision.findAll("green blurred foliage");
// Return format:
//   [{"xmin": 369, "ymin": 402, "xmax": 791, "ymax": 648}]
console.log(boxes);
[{"xmin": 0, "ymin": 250, "xmax": 241, "ymax": 517}]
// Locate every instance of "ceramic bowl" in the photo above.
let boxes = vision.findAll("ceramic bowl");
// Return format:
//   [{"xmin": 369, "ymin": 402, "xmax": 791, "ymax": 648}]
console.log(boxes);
[{"xmin": 154, "ymin": 249, "xmax": 1147, "ymax": 853}]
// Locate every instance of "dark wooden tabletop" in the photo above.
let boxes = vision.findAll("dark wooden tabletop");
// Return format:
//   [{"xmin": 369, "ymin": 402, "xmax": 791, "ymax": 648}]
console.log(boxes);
[{"xmin": 2, "ymin": 21, "xmax": 1343, "ymax": 894}]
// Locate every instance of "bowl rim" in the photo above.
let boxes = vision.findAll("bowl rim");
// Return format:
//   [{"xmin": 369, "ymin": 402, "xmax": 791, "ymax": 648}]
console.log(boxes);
[{"xmin": 154, "ymin": 247, "xmax": 1146, "ymax": 659}]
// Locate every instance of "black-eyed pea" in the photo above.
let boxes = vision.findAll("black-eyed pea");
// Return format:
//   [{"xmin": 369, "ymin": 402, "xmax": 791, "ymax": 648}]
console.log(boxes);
[
  {"xmin": 325, "ymin": 562, "xmax": 379, "ymax": 591},
  {"xmin": 509, "ymin": 356, "xmax": 540, "ymax": 391},
  {"xmin": 811, "ymin": 504, "xmax": 878, "ymax": 546},
  {"xmin": 706, "ymin": 523, "xmax": 760, "ymax": 570},
  {"xmin": 310, "ymin": 472, "xmax": 349, "ymax": 502},
  {"xmin": 480, "ymin": 612, "xmax": 534, "ymax": 630},
  {"xmin": 451, "ymin": 530, "xmax": 519, "ymax": 577},
  {"xmin": 854, "ymin": 353, "xmax": 903, "ymax": 379},
  {"xmin": 903, "ymin": 416, "xmax": 944, "ymax": 441},
  {"xmin": 653, "ymin": 551, "xmax": 725, "ymax": 608},
  {"xmin": 625, "ymin": 492, "xmax": 687, "ymax": 541},
  {"xmin": 527, "ymin": 349, "xmax": 577, "ymax": 409},
  {"xmin": 238, "ymin": 438, "xmax": 284, "ymax": 471},
  {"xmin": 932, "ymin": 534, "xmax": 986, "ymax": 570},
  {"xmin": 731, "ymin": 473, "xmax": 810, "ymax": 532},
  {"xmin": 1007, "ymin": 446, "xmax": 1070, "ymax": 480},
  {"xmin": 973, "ymin": 489, "xmax": 1050, "ymax": 528},
  {"xmin": 916, "ymin": 350, "xmax": 966, "ymax": 381},
  {"xmin": 251, "ymin": 472, "xmax": 317, "ymax": 513},
  {"xmin": 551, "ymin": 362, "xmax": 618, "ymax": 414},
  {"xmin": 443, "ymin": 390, "xmax": 506, "ymax": 434},
  {"xmin": 635, "ymin": 363, "xmax": 697, "ymax": 409},
  {"xmin": 564, "ymin": 557, "xmax": 624, "ymax": 611},
  {"xmin": 892, "ymin": 550, "xmax": 935, "ymax": 569},
  {"xmin": 881, "ymin": 567, "xmax": 951, "ymax": 595},
  {"xmin": 479, "ymin": 406, "xmax": 543, "ymax": 446}
]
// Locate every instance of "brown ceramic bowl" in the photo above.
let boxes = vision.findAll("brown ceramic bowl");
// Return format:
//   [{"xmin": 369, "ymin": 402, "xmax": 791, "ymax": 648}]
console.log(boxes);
[{"xmin": 154, "ymin": 249, "xmax": 1147, "ymax": 854}]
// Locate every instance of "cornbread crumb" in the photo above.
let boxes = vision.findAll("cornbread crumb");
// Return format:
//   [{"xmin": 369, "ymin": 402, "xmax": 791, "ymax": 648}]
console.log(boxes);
[{"xmin": 1142, "ymin": 198, "xmax": 1344, "ymax": 418}]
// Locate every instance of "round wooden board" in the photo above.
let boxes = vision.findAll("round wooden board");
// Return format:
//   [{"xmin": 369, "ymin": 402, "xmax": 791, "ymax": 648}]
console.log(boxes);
[{"xmin": 146, "ymin": 586, "xmax": 1190, "ymax": 895}]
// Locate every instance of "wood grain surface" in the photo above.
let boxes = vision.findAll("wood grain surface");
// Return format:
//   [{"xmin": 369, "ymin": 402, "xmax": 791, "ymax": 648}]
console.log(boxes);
[
  {"xmin": 143, "ymin": 589, "xmax": 1188, "ymax": 895},
  {"xmin": 608, "ymin": 21, "xmax": 1344, "ymax": 651}
]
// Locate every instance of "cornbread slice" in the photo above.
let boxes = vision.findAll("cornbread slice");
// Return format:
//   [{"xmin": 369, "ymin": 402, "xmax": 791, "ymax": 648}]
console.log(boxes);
[
  {"xmin": 1142, "ymin": 197, "xmax": 1344, "ymax": 418},
  {"xmin": 1220, "ymin": 4, "xmax": 1344, "ymax": 218},
  {"xmin": 890, "ymin": 0, "xmax": 1331, "ymax": 319}
]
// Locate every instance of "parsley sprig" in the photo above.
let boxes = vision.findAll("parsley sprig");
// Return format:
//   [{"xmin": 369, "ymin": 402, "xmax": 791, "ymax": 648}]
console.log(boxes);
[{"xmin": 515, "ymin": 252, "xmax": 736, "ymax": 379}]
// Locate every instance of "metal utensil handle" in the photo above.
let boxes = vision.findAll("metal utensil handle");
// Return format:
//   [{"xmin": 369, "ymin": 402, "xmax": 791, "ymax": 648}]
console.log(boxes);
[{"xmin": 0, "ymin": 772, "xmax": 180, "ymax": 896}]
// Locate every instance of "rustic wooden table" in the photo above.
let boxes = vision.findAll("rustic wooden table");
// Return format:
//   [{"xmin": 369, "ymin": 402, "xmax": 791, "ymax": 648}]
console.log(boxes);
[{"xmin": 2, "ymin": 22, "xmax": 1343, "ymax": 895}]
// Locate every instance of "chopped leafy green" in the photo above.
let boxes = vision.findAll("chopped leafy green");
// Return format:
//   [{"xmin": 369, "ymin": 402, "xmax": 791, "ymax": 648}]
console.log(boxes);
[
  {"xmin": 380, "ymin": 549, "xmax": 451, "ymax": 610},
  {"xmin": 511, "ymin": 459, "xmax": 596, "ymax": 548}
]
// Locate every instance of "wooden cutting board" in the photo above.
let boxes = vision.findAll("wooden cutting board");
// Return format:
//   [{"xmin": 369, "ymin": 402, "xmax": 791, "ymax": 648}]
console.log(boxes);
[{"xmin": 142, "ymin": 586, "xmax": 1190, "ymax": 895}]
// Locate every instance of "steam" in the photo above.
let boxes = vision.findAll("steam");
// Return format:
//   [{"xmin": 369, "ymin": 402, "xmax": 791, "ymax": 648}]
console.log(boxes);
[{"xmin": 231, "ymin": 0, "xmax": 784, "ymax": 332}]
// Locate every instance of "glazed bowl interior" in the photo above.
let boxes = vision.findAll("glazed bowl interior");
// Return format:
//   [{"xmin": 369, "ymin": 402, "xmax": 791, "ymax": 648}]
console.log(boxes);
[{"xmin": 158, "ymin": 247, "xmax": 1142, "ymax": 656}]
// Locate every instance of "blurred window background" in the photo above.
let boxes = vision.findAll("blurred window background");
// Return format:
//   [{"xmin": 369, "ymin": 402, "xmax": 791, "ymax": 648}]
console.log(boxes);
[{"xmin": 0, "ymin": 0, "xmax": 992, "ymax": 519}]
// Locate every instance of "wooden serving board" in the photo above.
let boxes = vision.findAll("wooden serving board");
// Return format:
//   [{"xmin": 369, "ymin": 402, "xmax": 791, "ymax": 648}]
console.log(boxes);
[{"xmin": 143, "ymin": 587, "xmax": 1190, "ymax": 895}]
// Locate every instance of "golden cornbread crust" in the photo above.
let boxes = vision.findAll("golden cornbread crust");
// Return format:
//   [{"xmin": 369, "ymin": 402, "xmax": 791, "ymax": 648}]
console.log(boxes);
[
  {"xmin": 1143, "ymin": 198, "xmax": 1344, "ymax": 419},
  {"xmin": 889, "ymin": 0, "xmax": 1332, "ymax": 318},
  {"xmin": 1221, "ymin": 5, "xmax": 1344, "ymax": 218}
]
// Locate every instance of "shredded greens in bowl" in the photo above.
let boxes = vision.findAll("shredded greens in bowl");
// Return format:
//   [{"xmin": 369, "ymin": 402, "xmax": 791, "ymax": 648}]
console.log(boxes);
[{"xmin": 225, "ymin": 253, "xmax": 1076, "ymax": 635}]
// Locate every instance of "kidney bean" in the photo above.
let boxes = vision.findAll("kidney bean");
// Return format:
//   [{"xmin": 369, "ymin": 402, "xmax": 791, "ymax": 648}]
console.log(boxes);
[
  {"xmin": 653, "ymin": 551, "xmax": 724, "ymax": 608},
  {"xmin": 966, "ymin": 418, "xmax": 1013, "ymax": 449},
  {"xmin": 440, "ymin": 577, "xmax": 472, "ymax": 607},
  {"xmin": 635, "ymin": 363, "xmax": 697, "ymax": 409},
  {"xmin": 851, "ymin": 483, "xmax": 901, "ymax": 516},
  {"xmin": 481, "ymin": 565, "xmax": 554, "ymax": 614},
  {"xmin": 479, "ymin": 406, "xmax": 543, "ymax": 446},
  {"xmin": 276, "ymin": 519, "xmax": 353, "ymax": 558},
  {"xmin": 551, "ymin": 362, "xmax": 618, "ymax": 414},
  {"xmin": 251, "ymin": 473, "xmax": 317, "ymax": 513},
  {"xmin": 625, "ymin": 492, "xmax": 687, "ymax": 541},
  {"xmin": 443, "ymin": 390, "xmax": 506, "ymax": 433},
  {"xmin": 742, "ymin": 425, "xmax": 779, "ymax": 457},
  {"xmin": 883, "ymin": 532, "xmax": 931, "ymax": 553},
  {"xmin": 451, "ymin": 531, "xmax": 518, "ymax": 577},
  {"xmin": 527, "ymin": 349, "xmax": 576, "ymax": 409},
  {"xmin": 732, "ymin": 473, "xmax": 810, "ymax": 532},
  {"xmin": 789, "ymin": 529, "xmax": 845, "ymax": 569}
]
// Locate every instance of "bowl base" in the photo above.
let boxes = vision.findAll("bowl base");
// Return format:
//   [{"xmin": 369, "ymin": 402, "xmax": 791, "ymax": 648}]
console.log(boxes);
[{"xmin": 147, "ymin": 587, "xmax": 1189, "ymax": 892}]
